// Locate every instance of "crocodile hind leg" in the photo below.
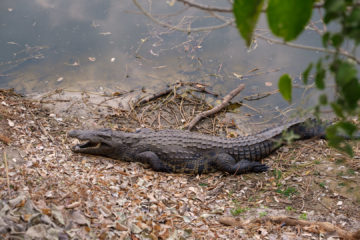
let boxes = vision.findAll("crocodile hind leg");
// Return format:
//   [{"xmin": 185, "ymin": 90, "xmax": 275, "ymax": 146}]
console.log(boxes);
[
  {"xmin": 135, "ymin": 151, "xmax": 172, "ymax": 172},
  {"xmin": 212, "ymin": 153, "xmax": 269, "ymax": 174}
]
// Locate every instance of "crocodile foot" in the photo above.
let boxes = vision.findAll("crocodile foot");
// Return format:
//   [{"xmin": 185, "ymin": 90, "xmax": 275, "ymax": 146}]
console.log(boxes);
[{"xmin": 233, "ymin": 160, "xmax": 269, "ymax": 174}]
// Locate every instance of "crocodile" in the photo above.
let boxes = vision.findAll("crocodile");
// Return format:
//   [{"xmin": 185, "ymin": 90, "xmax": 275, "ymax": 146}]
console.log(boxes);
[{"xmin": 68, "ymin": 119, "xmax": 333, "ymax": 175}]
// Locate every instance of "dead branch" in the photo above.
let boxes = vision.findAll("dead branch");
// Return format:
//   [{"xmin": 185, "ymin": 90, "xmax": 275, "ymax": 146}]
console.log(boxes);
[
  {"xmin": 187, "ymin": 83, "xmax": 245, "ymax": 130},
  {"xmin": 137, "ymin": 87, "xmax": 173, "ymax": 105},
  {"xmin": 136, "ymin": 81, "xmax": 217, "ymax": 106},
  {"xmin": 242, "ymin": 89, "xmax": 279, "ymax": 101},
  {"xmin": 219, "ymin": 216, "xmax": 360, "ymax": 240},
  {"xmin": 177, "ymin": 0, "xmax": 232, "ymax": 13},
  {"xmin": 190, "ymin": 84, "xmax": 219, "ymax": 97},
  {"xmin": 132, "ymin": 0, "xmax": 233, "ymax": 33},
  {"xmin": 3, "ymin": 151, "xmax": 11, "ymax": 195},
  {"xmin": 254, "ymin": 33, "xmax": 360, "ymax": 65}
]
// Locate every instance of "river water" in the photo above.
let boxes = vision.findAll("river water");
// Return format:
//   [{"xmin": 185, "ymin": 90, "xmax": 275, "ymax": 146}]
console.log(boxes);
[{"xmin": 0, "ymin": 0, "xmax": 326, "ymax": 120}]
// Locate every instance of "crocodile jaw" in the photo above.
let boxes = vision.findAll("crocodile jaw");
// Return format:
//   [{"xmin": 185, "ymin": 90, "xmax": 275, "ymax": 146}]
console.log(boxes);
[
  {"xmin": 68, "ymin": 129, "xmax": 114, "ymax": 154},
  {"xmin": 71, "ymin": 140, "xmax": 113, "ymax": 154},
  {"xmin": 73, "ymin": 141, "xmax": 101, "ymax": 151}
]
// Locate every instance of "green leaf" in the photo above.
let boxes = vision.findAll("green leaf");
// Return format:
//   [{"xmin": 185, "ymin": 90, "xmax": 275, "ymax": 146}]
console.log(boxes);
[
  {"xmin": 315, "ymin": 60, "xmax": 326, "ymax": 89},
  {"xmin": 324, "ymin": 0, "xmax": 346, "ymax": 23},
  {"xmin": 233, "ymin": 0, "xmax": 265, "ymax": 47},
  {"xmin": 331, "ymin": 33, "xmax": 344, "ymax": 48},
  {"xmin": 344, "ymin": 7, "xmax": 360, "ymax": 44},
  {"xmin": 341, "ymin": 78, "xmax": 360, "ymax": 110},
  {"xmin": 315, "ymin": 73, "xmax": 325, "ymax": 89},
  {"xmin": 322, "ymin": 32, "xmax": 330, "ymax": 48},
  {"xmin": 335, "ymin": 61, "xmax": 360, "ymax": 110},
  {"xmin": 330, "ymin": 103, "xmax": 344, "ymax": 118},
  {"xmin": 338, "ymin": 121, "xmax": 357, "ymax": 137},
  {"xmin": 341, "ymin": 143, "xmax": 354, "ymax": 157},
  {"xmin": 336, "ymin": 61, "xmax": 357, "ymax": 87},
  {"xmin": 302, "ymin": 63, "xmax": 313, "ymax": 84},
  {"xmin": 267, "ymin": 0, "xmax": 313, "ymax": 41},
  {"xmin": 319, "ymin": 94, "xmax": 328, "ymax": 105},
  {"xmin": 326, "ymin": 122, "xmax": 355, "ymax": 157},
  {"xmin": 278, "ymin": 74, "xmax": 292, "ymax": 103}
]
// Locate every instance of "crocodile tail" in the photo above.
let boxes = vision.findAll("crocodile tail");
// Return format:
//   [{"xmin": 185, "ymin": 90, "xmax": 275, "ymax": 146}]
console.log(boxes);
[
  {"xmin": 293, "ymin": 119, "xmax": 360, "ymax": 140},
  {"xmin": 290, "ymin": 119, "xmax": 329, "ymax": 139}
]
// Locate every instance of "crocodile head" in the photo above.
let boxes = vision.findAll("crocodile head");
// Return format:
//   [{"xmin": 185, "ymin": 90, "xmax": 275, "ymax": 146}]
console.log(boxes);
[{"xmin": 68, "ymin": 129, "xmax": 116, "ymax": 156}]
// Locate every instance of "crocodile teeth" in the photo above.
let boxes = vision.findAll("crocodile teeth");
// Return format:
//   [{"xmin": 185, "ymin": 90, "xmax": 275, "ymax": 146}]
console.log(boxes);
[{"xmin": 77, "ymin": 141, "xmax": 101, "ymax": 149}]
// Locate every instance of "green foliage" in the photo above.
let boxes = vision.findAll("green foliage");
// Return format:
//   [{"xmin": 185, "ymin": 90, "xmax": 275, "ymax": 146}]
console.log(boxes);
[
  {"xmin": 267, "ymin": 0, "xmax": 313, "ymax": 41},
  {"xmin": 285, "ymin": 206, "xmax": 294, "ymax": 211},
  {"xmin": 335, "ymin": 61, "xmax": 360, "ymax": 111},
  {"xmin": 230, "ymin": 207, "xmax": 248, "ymax": 216},
  {"xmin": 315, "ymin": 60, "xmax": 326, "ymax": 90},
  {"xmin": 347, "ymin": 168, "xmax": 355, "ymax": 175},
  {"xmin": 273, "ymin": 169, "xmax": 282, "ymax": 180},
  {"xmin": 338, "ymin": 182, "xmax": 346, "ymax": 187},
  {"xmin": 299, "ymin": 213, "xmax": 308, "ymax": 220},
  {"xmin": 279, "ymin": 130, "xmax": 300, "ymax": 145},
  {"xmin": 278, "ymin": 74, "xmax": 292, "ymax": 103},
  {"xmin": 319, "ymin": 94, "xmax": 328, "ymax": 105},
  {"xmin": 302, "ymin": 63, "xmax": 313, "ymax": 85},
  {"xmin": 313, "ymin": 159, "xmax": 321, "ymax": 164},
  {"xmin": 326, "ymin": 121, "xmax": 357, "ymax": 156},
  {"xmin": 276, "ymin": 186, "xmax": 297, "ymax": 197},
  {"xmin": 318, "ymin": 182, "xmax": 326, "ymax": 189},
  {"xmin": 233, "ymin": 0, "xmax": 264, "ymax": 46},
  {"xmin": 233, "ymin": 0, "xmax": 360, "ymax": 156},
  {"xmin": 344, "ymin": 7, "xmax": 360, "ymax": 44},
  {"xmin": 259, "ymin": 211, "xmax": 268, "ymax": 217}
]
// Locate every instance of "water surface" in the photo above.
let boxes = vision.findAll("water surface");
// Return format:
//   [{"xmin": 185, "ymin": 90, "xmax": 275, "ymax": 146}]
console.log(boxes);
[{"xmin": 0, "ymin": 0, "xmax": 326, "ymax": 121}]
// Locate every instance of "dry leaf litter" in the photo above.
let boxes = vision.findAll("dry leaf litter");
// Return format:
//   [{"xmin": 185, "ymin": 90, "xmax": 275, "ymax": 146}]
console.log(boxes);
[{"xmin": 0, "ymin": 88, "xmax": 360, "ymax": 239}]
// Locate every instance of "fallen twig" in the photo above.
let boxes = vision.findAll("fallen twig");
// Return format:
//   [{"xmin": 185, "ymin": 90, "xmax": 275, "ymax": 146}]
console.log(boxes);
[
  {"xmin": 137, "ymin": 87, "xmax": 173, "ymax": 105},
  {"xmin": 242, "ymin": 89, "xmax": 279, "ymax": 101},
  {"xmin": 187, "ymin": 83, "xmax": 245, "ymax": 130},
  {"xmin": 136, "ymin": 81, "xmax": 216, "ymax": 106},
  {"xmin": 3, "ymin": 151, "xmax": 11, "ymax": 195},
  {"xmin": 177, "ymin": 0, "xmax": 232, "ymax": 13},
  {"xmin": 219, "ymin": 216, "xmax": 360, "ymax": 240},
  {"xmin": 190, "ymin": 84, "xmax": 219, "ymax": 97}
]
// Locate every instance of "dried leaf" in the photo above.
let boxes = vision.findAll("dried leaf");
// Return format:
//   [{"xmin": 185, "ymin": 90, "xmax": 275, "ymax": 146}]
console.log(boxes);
[{"xmin": 71, "ymin": 211, "xmax": 90, "ymax": 226}]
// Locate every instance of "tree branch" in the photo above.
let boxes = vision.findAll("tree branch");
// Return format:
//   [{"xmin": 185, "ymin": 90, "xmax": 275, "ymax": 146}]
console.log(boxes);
[
  {"xmin": 132, "ymin": 0, "xmax": 233, "ymax": 33},
  {"xmin": 176, "ymin": 0, "xmax": 232, "ymax": 13},
  {"xmin": 254, "ymin": 33, "xmax": 360, "ymax": 65},
  {"xmin": 133, "ymin": 0, "xmax": 360, "ymax": 64}
]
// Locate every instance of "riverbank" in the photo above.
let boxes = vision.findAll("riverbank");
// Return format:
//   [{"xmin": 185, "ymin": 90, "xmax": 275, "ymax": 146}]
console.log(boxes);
[{"xmin": 1, "ymin": 88, "xmax": 359, "ymax": 239}]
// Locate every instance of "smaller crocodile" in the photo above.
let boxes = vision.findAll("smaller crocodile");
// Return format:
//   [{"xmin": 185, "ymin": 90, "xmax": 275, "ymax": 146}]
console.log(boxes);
[{"xmin": 68, "ymin": 119, "xmax": 336, "ymax": 175}]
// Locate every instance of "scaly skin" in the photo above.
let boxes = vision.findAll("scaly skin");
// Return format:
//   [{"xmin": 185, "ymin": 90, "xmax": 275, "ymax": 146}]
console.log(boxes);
[{"xmin": 68, "ymin": 119, "xmax": 327, "ymax": 174}]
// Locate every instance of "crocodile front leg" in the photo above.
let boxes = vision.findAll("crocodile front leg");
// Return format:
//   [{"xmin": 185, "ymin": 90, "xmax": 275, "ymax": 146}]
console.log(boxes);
[
  {"xmin": 212, "ymin": 153, "xmax": 269, "ymax": 174},
  {"xmin": 135, "ymin": 151, "xmax": 172, "ymax": 172}
]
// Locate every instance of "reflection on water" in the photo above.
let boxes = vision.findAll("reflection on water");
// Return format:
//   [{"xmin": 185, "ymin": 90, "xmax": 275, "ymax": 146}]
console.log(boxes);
[{"xmin": 0, "ymin": 0, "xmax": 326, "ymax": 121}]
